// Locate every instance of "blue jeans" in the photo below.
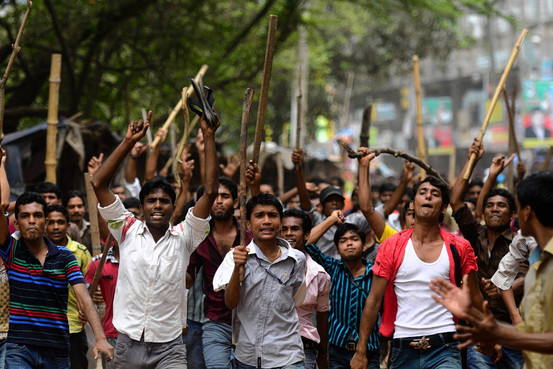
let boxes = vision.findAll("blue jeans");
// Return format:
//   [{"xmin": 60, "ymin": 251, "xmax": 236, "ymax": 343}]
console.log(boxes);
[
  {"xmin": 0, "ymin": 339, "xmax": 6, "ymax": 369},
  {"xmin": 183, "ymin": 319, "xmax": 206, "ymax": 369},
  {"xmin": 202, "ymin": 320, "xmax": 235, "ymax": 369},
  {"xmin": 5, "ymin": 342, "xmax": 70, "ymax": 369},
  {"xmin": 236, "ymin": 360, "xmax": 303, "ymax": 369},
  {"xmin": 328, "ymin": 344, "xmax": 380, "ymax": 369},
  {"xmin": 389, "ymin": 335, "xmax": 461, "ymax": 369},
  {"xmin": 466, "ymin": 345, "xmax": 523, "ymax": 369}
]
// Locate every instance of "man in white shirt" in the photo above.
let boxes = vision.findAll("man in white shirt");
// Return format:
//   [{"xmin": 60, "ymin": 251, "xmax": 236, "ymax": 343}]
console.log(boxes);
[{"xmin": 91, "ymin": 110, "xmax": 219, "ymax": 369}]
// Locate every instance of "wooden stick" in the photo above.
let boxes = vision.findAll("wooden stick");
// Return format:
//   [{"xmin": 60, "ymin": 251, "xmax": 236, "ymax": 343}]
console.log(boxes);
[
  {"xmin": 339, "ymin": 141, "xmax": 448, "ymax": 185},
  {"xmin": 252, "ymin": 15, "xmax": 278, "ymax": 164},
  {"xmin": 240, "ymin": 89, "xmax": 254, "ymax": 281},
  {"xmin": 96, "ymin": 357, "xmax": 103, "ymax": 369},
  {"xmin": 151, "ymin": 64, "xmax": 208, "ymax": 149},
  {"xmin": 413, "ymin": 55, "xmax": 426, "ymax": 178},
  {"xmin": 0, "ymin": 0, "xmax": 32, "ymax": 141},
  {"xmin": 84, "ymin": 172, "xmax": 101, "ymax": 256},
  {"xmin": 88, "ymin": 234, "xmax": 115, "ymax": 298},
  {"xmin": 543, "ymin": 145, "xmax": 553, "ymax": 171},
  {"xmin": 45, "ymin": 54, "xmax": 62, "ymax": 183},
  {"xmin": 359, "ymin": 105, "xmax": 372, "ymax": 148},
  {"xmin": 503, "ymin": 87, "xmax": 521, "ymax": 160},
  {"xmin": 296, "ymin": 66, "xmax": 302, "ymax": 150},
  {"xmin": 464, "ymin": 29, "xmax": 528, "ymax": 179}
]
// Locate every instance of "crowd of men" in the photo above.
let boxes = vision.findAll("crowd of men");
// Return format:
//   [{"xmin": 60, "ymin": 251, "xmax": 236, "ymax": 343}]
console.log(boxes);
[{"xmin": 0, "ymin": 107, "xmax": 551, "ymax": 369}]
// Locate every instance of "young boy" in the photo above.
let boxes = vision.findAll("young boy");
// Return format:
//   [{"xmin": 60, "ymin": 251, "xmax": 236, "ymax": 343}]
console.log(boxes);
[{"xmin": 213, "ymin": 193, "xmax": 306, "ymax": 369}]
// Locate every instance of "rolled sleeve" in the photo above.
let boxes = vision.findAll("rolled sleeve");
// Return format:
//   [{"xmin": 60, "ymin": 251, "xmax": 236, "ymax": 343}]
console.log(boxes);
[
  {"xmin": 181, "ymin": 208, "xmax": 211, "ymax": 253},
  {"xmin": 213, "ymin": 249, "xmax": 236, "ymax": 291}
]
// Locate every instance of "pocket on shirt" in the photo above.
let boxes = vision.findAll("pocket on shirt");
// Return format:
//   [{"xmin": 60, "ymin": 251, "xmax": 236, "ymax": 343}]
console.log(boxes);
[
  {"xmin": 274, "ymin": 285, "xmax": 294, "ymax": 313},
  {"xmin": 159, "ymin": 254, "xmax": 183, "ymax": 285}
]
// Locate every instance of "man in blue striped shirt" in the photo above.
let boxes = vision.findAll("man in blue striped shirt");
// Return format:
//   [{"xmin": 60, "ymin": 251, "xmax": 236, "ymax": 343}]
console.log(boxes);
[{"xmin": 305, "ymin": 216, "xmax": 380, "ymax": 369}]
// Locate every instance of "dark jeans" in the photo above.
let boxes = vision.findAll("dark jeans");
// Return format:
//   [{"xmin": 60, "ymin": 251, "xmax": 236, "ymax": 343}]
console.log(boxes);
[
  {"xmin": 466, "ymin": 344, "xmax": 523, "ymax": 369},
  {"xmin": 70, "ymin": 330, "xmax": 88, "ymax": 369},
  {"xmin": 328, "ymin": 344, "xmax": 380, "ymax": 369},
  {"xmin": 389, "ymin": 333, "xmax": 461, "ymax": 369},
  {"xmin": 114, "ymin": 333, "xmax": 186, "ymax": 369},
  {"xmin": 183, "ymin": 319, "xmax": 206, "ymax": 369},
  {"xmin": 5, "ymin": 342, "xmax": 70, "ymax": 369}
]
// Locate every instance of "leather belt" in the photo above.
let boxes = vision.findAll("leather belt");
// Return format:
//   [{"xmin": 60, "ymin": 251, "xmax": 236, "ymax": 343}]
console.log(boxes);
[{"xmin": 392, "ymin": 332, "xmax": 457, "ymax": 350}]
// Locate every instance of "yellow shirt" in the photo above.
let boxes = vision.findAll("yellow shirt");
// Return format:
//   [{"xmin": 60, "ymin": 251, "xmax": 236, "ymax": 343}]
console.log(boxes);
[
  {"xmin": 517, "ymin": 237, "xmax": 553, "ymax": 368},
  {"xmin": 65, "ymin": 236, "xmax": 92, "ymax": 334},
  {"xmin": 375, "ymin": 223, "xmax": 398, "ymax": 244}
]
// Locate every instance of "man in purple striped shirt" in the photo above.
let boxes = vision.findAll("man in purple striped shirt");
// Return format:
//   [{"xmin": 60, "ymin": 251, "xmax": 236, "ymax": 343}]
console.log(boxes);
[{"xmin": 0, "ymin": 174, "xmax": 113, "ymax": 369}]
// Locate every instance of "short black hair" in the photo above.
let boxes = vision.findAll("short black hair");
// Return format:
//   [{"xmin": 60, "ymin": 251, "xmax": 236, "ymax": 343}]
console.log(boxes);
[
  {"xmin": 483, "ymin": 188, "xmax": 516, "ymax": 214},
  {"xmin": 463, "ymin": 197, "xmax": 477, "ymax": 206},
  {"xmin": 334, "ymin": 223, "xmax": 365, "ymax": 248},
  {"xmin": 412, "ymin": 176, "xmax": 450, "ymax": 223},
  {"xmin": 517, "ymin": 172, "xmax": 553, "ymax": 227},
  {"xmin": 45, "ymin": 204, "xmax": 69, "ymax": 222},
  {"xmin": 219, "ymin": 177, "xmax": 238, "ymax": 200},
  {"xmin": 246, "ymin": 193, "xmax": 283, "ymax": 220},
  {"xmin": 468, "ymin": 180, "xmax": 484, "ymax": 190},
  {"xmin": 139, "ymin": 177, "xmax": 176, "ymax": 205},
  {"xmin": 400, "ymin": 200, "xmax": 414, "ymax": 224},
  {"xmin": 34, "ymin": 182, "xmax": 61, "ymax": 199},
  {"xmin": 123, "ymin": 197, "xmax": 141, "ymax": 210},
  {"xmin": 283, "ymin": 208, "xmax": 312, "ymax": 234},
  {"xmin": 63, "ymin": 190, "xmax": 86, "ymax": 208},
  {"xmin": 15, "ymin": 192, "xmax": 47, "ymax": 219},
  {"xmin": 379, "ymin": 183, "xmax": 396, "ymax": 193}
]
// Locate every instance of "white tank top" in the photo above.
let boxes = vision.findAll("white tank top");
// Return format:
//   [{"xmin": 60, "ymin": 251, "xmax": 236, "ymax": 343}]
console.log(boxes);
[{"xmin": 393, "ymin": 239, "xmax": 457, "ymax": 338}]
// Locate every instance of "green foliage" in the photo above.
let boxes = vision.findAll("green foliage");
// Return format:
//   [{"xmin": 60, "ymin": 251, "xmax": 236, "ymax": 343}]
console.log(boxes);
[{"xmin": 0, "ymin": 0, "xmax": 502, "ymax": 151}]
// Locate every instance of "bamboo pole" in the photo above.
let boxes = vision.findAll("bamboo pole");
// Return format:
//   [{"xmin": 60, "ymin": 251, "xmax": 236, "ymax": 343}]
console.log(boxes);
[
  {"xmin": 359, "ymin": 105, "xmax": 372, "ymax": 148},
  {"xmin": 0, "ymin": 0, "xmax": 32, "ymax": 141},
  {"xmin": 88, "ymin": 233, "xmax": 115, "ymax": 297},
  {"xmin": 252, "ymin": 15, "xmax": 278, "ymax": 164},
  {"xmin": 45, "ymin": 54, "xmax": 62, "ymax": 183},
  {"xmin": 84, "ymin": 172, "xmax": 101, "ymax": 256},
  {"xmin": 151, "ymin": 64, "xmax": 208, "ymax": 149},
  {"xmin": 239, "ymin": 88, "xmax": 254, "ymax": 281},
  {"xmin": 413, "ymin": 55, "xmax": 426, "ymax": 178},
  {"xmin": 503, "ymin": 87, "xmax": 521, "ymax": 160},
  {"xmin": 464, "ymin": 29, "xmax": 528, "ymax": 179},
  {"xmin": 543, "ymin": 145, "xmax": 553, "ymax": 171},
  {"xmin": 296, "ymin": 66, "xmax": 302, "ymax": 150}
]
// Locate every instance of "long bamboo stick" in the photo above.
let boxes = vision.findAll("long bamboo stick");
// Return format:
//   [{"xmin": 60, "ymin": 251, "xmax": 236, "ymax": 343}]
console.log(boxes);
[
  {"xmin": 464, "ymin": 29, "xmax": 528, "ymax": 179},
  {"xmin": 296, "ymin": 66, "xmax": 302, "ymax": 150},
  {"xmin": 503, "ymin": 87, "xmax": 521, "ymax": 160},
  {"xmin": 543, "ymin": 145, "xmax": 553, "ymax": 171},
  {"xmin": 239, "ymin": 88, "xmax": 254, "ymax": 281},
  {"xmin": 252, "ymin": 15, "xmax": 278, "ymax": 164},
  {"xmin": 45, "ymin": 54, "xmax": 62, "ymax": 183},
  {"xmin": 88, "ymin": 233, "xmax": 115, "ymax": 297},
  {"xmin": 0, "ymin": 0, "xmax": 32, "ymax": 141},
  {"xmin": 84, "ymin": 172, "xmax": 101, "ymax": 256},
  {"xmin": 151, "ymin": 65, "xmax": 208, "ymax": 149},
  {"xmin": 413, "ymin": 55, "xmax": 426, "ymax": 178}
]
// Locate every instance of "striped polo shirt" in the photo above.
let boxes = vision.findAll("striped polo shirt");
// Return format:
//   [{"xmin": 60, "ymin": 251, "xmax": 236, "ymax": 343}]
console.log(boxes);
[
  {"xmin": 305, "ymin": 243, "xmax": 380, "ymax": 351},
  {"xmin": 0, "ymin": 235, "xmax": 85, "ymax": 350}
]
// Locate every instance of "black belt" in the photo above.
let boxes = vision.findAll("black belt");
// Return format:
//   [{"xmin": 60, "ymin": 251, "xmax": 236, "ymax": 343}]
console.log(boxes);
[
  {"xmin": 302, "ymin": 337, "xmax": 319, "ymax": 350},
  {"xmin": 392, "ymin": 332, "xmax": 457, "ymax": 350}
]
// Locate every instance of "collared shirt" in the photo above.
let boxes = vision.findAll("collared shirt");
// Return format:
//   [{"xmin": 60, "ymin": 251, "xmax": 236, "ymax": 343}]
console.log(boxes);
[
  {"xmin": 305, "ymin": 243, "xmax": 380, "ymax": 351},
  {"xmin": 453, "ymin": 204, "xmax": 526, "ymax": 323},
  {"xmin": 308, "ymin": 209, "xmax": 371, "ymax": 259},
  {"xmin": 98, "ymin": 196, "xmax": 210, "ymax": 343},
  {"xmin": 84, "ymin": 247, "xmax": 119, "ymax": 338},
  {"xmin": 492, "ymin": 231, "xmax": 538, "ymax": 291},
  {"xmin": 296, "ymin": 253, "xmax": 331, "ymax": 343},
  {"xmin": 187, "ymin": 268, "xmax": 208, "ymax": 324},
  {"xmin": 213, "ymin": 238, "xmax": 306, "ymax": 368},
  {"xmin": 188, "ymin": 218, "xmax": 253, "ymax": 324},
  {"xmin": 0, "ymin": 235, "xmax": 84, "ymax": 350},
  {"xmin": 516, "ymin": 238, "xmax": 553, "ymax": 368},
  {"xmin": 65, "ymin": 236, "xmax": 91, "ymax": 334},
  {"xmin": 0, "ymin": 262, "xmax": 8, "ymax": 340}
]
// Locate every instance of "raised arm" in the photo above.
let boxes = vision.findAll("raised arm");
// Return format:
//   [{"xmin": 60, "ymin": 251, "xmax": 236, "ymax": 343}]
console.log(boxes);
[
  {"xmin": 246, "ymin": 160, "xmax": 261, "ymax": 196},
  {"xmin": 191, "ymin": 114, "xmax": 219, "ymax": 219},
  {"xmin": 0, "ymin": 150, "xmax": 10, "ymax": 211},
  {"xmin": 475, "ymin": 154, "xmax": 514, "ymax": 218},
  {"xmin": 292, "ymin": 148, "xmax": 313, "ymax": 211},
  {"xmin": 451, "ymin": 138, "xmax": 484, "ymax": 213},
  {"xmin": 382, "ymin": 160, "xmax": 415, "ymax": 217},
  {"xmin": 145, "ymin": 128, "xmax": 168, "ymax": 181},
  {"xmin": 307, "ymin": 209, "xmax": 344, "ymax": 245},
  {"xmin": 357, "ymin": 148, "xmax": 387, "ymax": 239},
  {"xmin": 224, "ymin": 245, "xmax": 248, "ymax": 310},
  {"xmin": 92, "ymin": 111, "xmax": 152, "ymax": 207},
  {"xmin": 125, "ymin": 142, "xmax": 148, "ymax": 185},
  {"xmin": 172, "ymin": 145, "xmax": 194, "ymax": 223}
]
